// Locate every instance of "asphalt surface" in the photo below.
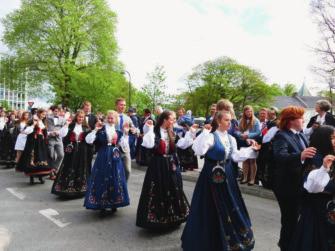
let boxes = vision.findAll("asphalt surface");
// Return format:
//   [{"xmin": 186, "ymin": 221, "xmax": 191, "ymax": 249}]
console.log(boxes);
[{"xmin": 0, "ymin": 166, "xmax": 280, "ymax": 251}]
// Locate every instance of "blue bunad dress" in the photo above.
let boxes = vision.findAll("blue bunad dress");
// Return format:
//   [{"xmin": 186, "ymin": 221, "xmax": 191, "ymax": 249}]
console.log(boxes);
[
  {"xmin": 84, "ymin": 124, "xmax": 130, "ymax": 210},
  {"xmin": 181, "ymin": 129, "xmax": 255, "ymax": 251}
]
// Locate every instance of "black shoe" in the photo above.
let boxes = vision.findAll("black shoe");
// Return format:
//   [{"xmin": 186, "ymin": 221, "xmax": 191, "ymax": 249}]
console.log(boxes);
[
  {"xmin": 111, "ymin": 208, "xmax": 117, "ymax": 213},
  {"xmin": 38, "ymin": 177, "xmax": 45, "ymax": 184},
  {"xmin": 29, "ymin": 176, "xmax": 35, "ymax": 185},
  {"xmin": 99, "ymin": 209, "xmax": 107, "ymax": 217}
]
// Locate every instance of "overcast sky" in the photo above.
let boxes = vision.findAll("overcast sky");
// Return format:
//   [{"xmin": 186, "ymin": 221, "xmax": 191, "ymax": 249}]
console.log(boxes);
[{"xmin": 0, "ymin": 0, "xmax": 324, "ymax": 95}]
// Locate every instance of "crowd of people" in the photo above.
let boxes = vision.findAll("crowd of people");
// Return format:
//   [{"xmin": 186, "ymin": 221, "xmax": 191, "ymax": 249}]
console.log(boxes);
[{"xmin": 0, "ymin": 97, "xmax": 334, "ymax": 250}]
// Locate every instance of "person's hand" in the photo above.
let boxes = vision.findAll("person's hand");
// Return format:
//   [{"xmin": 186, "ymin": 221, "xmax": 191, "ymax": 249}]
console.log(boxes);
[
  {"xmin": 246, "ymin": 139, "xmax": 256, "ymax": 146},
  {"xmin": 301, "ymin": 147, "xmax": 317, "ymax": 161},
  {"xmin": 190, "ymin": 124, "xmax": 199, "ymax": 133},
  {"xmin": 204, "ymin": 124, "xmax": 212, "ymax": 131},
  {"xmin": 66, "ymin": 117, "xmax": 72, "ymax": 125},
  {"xmin": 123, "ymin": 122, "xmax": 130, "ymax": 134},
  {"xmin": 323, "ymin": 155, "xmax": 335, "ymax": 170},
  {"xmin": 312, "ymin": 122, "xmax": 320, "ymax": 130},
  {"xmin": 130, "ymin": 127, "xmax": 136, "ymax": 134}
]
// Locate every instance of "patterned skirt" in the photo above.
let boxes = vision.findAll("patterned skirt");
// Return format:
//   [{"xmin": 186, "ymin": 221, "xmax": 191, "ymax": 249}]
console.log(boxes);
[
  {"xmin": 136, "ymin": 154, "xmax": 190, "ymax": 229},
  {"xmin": 181, "ymin": 159, "xmax": 255, "ymax": 251},
  {"xmin": 84, "ymin": 146, "xmax": 129, "ymax": 210}
]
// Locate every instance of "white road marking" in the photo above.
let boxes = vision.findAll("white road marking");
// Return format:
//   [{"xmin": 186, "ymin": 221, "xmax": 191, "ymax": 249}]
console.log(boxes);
[
  {"xmin": 0, "ymin": 226, "xmax": 11, "ymax": 251},
  {"xmin": 6, "ymin": 188, "xmax": 25, "ymax": 200},
  {"xmin": 38, "ymin": 209, "xmax": 71, "ymax": 228}
]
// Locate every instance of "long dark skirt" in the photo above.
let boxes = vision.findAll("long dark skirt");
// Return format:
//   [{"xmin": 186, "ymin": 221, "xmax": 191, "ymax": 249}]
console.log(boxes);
[
  {"xmin": 17, "ymin": 134, "xmax": 52, "ymax": 176},
  {"xmin": 181, "ymin": 159, "xmax": 255, "ymax": 251},
  {"xmin": 84, "ymin": 146, "xmax": 130, "ymax": 210},
  {"xmin": 136, "ymin": 136, "xmax": 153, "ymax": 166},
  {"xmin": 177, "ymin": 146, "xmax": 198, "ymax": 171},
  {"xmin": 289, "ymin": 192, "xmax": 335, "ymax": 251},
  {"xmin": 51, "ymin": 142, "xmax": 87, "ymax": 198},
  {"xmin": 136, "ymin": 154, "xmax": 190, "ymax": 229}
]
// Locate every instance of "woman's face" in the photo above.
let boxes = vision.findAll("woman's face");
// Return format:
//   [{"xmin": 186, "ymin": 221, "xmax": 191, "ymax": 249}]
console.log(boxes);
[
  {"xmin": 76, "ymin": 114, "xmax": 85, "ymax": 124},
  {"xmin": 163, "ymin": 114, "xmax": 175, "ymax": 129},
  {"xmin": 244, "ymin": 109, "xmax": 253, "ymax": 119},
  {"xmin": 315, "ymin": 104, "xmax": 321, "ymax": 113},
  {"xmin": 331, "ymin": 132, "xmax": 335, "ymax": 152},
  {"xmin": 23, "ymin": 113, "xmax": 29, "ymax": 121},
  {"xmin": 39, "ymin": 112, "xmax": 46, "ymax": 120},
  {"xmin": 219, "ymin": 113, "xmax": 232, "ymax": 131},
  {"xmin": 107, "ymin": 114, "xmax": 115, "ymax": 124}
]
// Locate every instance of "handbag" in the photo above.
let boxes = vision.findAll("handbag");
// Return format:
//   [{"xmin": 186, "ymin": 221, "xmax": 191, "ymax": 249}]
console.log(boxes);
[
  {"xmin": 64, "ymin": 142, "xmax": 74, "ymax": 153},
  {"xmin": 212, "ymin": 162, "xmax": 226, "ymax": 184}
]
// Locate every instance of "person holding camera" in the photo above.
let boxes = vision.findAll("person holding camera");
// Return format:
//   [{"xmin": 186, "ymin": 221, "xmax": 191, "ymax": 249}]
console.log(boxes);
[{"xmin": 305, "ymin": 100, "xmax": 335, "ymax": 138}]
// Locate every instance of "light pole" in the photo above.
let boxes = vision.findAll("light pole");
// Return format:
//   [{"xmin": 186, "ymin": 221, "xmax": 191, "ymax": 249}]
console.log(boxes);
[
  {"xmin": 123, "ymin": 70, "xmax": 131, "ymax": 108},
  {"xmin": 329, "ymin": 77, "xmax": 335, "ymax": 115}
]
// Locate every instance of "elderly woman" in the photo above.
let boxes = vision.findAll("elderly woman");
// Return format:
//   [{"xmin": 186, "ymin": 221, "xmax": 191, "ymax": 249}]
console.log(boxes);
[{"xmin": 307, "ymin": 99, "xmax": 335, "ymax": 129}]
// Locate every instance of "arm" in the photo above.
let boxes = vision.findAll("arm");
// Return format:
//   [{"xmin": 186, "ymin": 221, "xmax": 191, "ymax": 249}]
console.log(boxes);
[
  {"xmin": 231, "ymin": 137, "xmax": 258, "ymax": 162},
  {"xmin": 85, "ymin": 130, "xmax": 97, "ymax": 144},
  {"xmin": 304, "ymin": 166, "xmax": 331, "ymax": 193},
  {"xmin": 141, "ymin": 125, "xmax": 155, "ymax": 149},
  {"xmin": 262, "ymin": 127, "xmax": 279, "ymax": 144},
  {"xmin": 272, "ymin": 133, "xmax": 302, "ymax": 168},
  {"xmin": 59, "ymin": 125, "xmax": 69, "ymax": 138},
  {"xmin": 192, "ymin": 129, "xmax": 214, "ymax": 156},
  {"xmin": 176, "ymin": 130, "xmax": 196, "ymax": 150},
  {"xmin": 22, "ymin": 125, "xmax": 34, "ymax": 135},
  {"xmin": 247, "ymin": 121, "xmax": 261, "ymax": 139}
]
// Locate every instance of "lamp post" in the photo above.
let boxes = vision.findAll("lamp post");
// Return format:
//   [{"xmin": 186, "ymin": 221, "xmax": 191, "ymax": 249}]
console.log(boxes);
[
  {"xmin": 329, "ymin": 77, "xmax": 335, "ymax": 115},
  {"xmin": 123, "ymin": 70, "xmax": 131, "ymax": 108}
]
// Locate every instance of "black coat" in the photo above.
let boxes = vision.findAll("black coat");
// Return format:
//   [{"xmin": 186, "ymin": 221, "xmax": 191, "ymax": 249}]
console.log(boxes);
[
  {"xmin": 85, "ymin": 113, "xmax": 97, "ymax": 130},
  {"xmin": 306, "ymin": 112, "xmax": 335, "ymax": 128},
  {"xmin": 272, "ymin": 130, "xmax": 308, "ymax": 197}
]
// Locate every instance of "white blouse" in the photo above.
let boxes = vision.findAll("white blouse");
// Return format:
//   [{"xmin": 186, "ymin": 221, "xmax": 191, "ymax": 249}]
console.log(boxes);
[
  {"xmin": 0, "ymin": 117, "xmax": 6, "ymax": 130},
  {"xmin": 85, "ymin": 124, "xmax": 129, "ymax": 152},
  {"xmin": 192, "ymin": 129, "xmax": 257, "ymax": 162},
  {"xmin": 304, "ymin": 165, "xmax": 331, "ymax": 193},
  {"xmin": 141, "ymin": 126, "xmax": 192, "ymax": 150}
]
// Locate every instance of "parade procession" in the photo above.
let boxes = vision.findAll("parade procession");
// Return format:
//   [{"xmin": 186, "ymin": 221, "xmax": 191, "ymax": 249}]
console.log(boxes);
[{"xmin": 1, "ymin": 0, "xmax": 335, "ymax": 250}]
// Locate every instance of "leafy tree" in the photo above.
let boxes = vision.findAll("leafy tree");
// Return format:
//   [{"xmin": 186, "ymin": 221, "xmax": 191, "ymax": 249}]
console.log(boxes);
[
  {"xmin": 180, "ymin": 57, "xmax": 281, "ymax": 116},
  {"xmin": 2, "ymin": 0, "xmax": 127, "ymax": 109},
  {"xmin": 142, "ymin": 65, "xmax": 167, "ymax": 111},
  {"xmin": 282, "ymin": 83, "xmax": 297, "ymax": 96}
]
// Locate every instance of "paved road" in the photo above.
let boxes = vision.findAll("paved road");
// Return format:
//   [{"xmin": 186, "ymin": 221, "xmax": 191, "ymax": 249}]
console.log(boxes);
[{"xmin": 0, "ymin": 166, "xmax": 280, "ymax": 251}]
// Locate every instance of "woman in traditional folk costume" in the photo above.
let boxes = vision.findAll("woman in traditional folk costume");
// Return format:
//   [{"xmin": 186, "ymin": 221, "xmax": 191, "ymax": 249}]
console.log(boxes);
[
  {"xmin": 136, "ymin": 110, "xmax": 190, "ymax": 230},
  {"xmin": 181, "ymin": 111, "xmax": 258, "ymax": 251},
  {"xmin": 84, "ymin": 110, "xmax": 130, "ymax": 214},
  {"xmin": 51, "ymin": 110, "xmax": 90, "ymax": 198}
]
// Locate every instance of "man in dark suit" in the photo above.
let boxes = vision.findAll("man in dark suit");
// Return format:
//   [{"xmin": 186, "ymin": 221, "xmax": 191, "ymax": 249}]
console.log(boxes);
[
  {"xmin": 272, "ymin": 106, "xmax": 316, "ymax": 251},
  {"xmin": 82, "ymin": 101, "xmax": 97, "ymax": 176}
]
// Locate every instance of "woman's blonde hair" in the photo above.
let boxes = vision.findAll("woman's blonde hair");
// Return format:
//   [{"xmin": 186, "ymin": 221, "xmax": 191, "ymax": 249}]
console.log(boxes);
[
  {"xmin": 106, "ymin": 110, "xmax": 119, "ymax": 124},
  {"xmin": 216, "ymin": 99, "xmax": 236, "ymax": 119}
]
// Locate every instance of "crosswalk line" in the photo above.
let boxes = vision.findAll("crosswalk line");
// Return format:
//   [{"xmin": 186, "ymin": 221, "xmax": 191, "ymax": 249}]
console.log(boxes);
[{"xmin": 39, "ymin": 208, "xmax": 71, "ymax": 228}]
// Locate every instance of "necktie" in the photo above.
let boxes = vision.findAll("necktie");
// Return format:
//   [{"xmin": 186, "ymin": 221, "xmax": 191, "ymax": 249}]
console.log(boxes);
[
  {"xmin": 119, "ymin": 114, "xmax": 124, "ymax": 130},
  {"xmin": 294, "ymin": 133, "xmax": 306, "ymax": 151}
]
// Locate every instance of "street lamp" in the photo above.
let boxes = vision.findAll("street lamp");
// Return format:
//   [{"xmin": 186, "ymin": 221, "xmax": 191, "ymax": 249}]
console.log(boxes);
[
  {"xmin": 123, "ymin": 70, "xmax": 131, "ymax": 108},
  {"xmin": 328, "ymin": 76, "xmax": 335, "ymax": 115}
]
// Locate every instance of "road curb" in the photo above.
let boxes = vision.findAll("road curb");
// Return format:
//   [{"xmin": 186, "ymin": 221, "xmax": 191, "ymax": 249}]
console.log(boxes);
[{"xmin": 131, "ymin": 160, "xmax": 276, "ymax": 201}]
